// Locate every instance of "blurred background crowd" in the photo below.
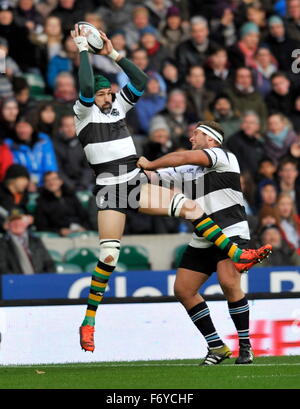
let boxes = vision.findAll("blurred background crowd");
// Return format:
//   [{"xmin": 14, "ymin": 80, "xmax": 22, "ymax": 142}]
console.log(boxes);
[{"xmin": 0, "ymin": 0, "xmax": 300, "ymax": 274}]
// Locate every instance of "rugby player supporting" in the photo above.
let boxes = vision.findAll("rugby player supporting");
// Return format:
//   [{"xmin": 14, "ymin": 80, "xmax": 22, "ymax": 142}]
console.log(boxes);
[
  {"xmin": 71, "ymin": 26, "xmax": 271, "ymax": 353},
  {"xmin": 137, "ymin": 120, "xmax": 271, "ymax": 365}
]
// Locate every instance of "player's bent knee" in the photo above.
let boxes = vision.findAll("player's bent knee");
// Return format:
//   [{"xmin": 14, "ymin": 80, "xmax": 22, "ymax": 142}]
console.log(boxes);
[
  {"xmin": 168, "ymin": 193, "xmax": 187, "ymax": 218},
  {"xmin": 99, "ymin": 239, "xmax": 120, "ymax": 266}
]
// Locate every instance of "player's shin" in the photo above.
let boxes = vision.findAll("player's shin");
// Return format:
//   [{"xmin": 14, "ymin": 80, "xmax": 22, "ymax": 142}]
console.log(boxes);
[
  {"xmin": 81, "ymin": 239, "xmax": 120, "ymax": 327},
  {"xmin": 170, "ymin": 194, "xmax": 243, "ymax": 262}
]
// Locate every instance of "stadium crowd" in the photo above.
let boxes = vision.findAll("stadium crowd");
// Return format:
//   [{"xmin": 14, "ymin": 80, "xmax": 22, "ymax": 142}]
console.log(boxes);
[{"xmin": 0, "ymin": 0, "xmax": 300, "ymax": 273}]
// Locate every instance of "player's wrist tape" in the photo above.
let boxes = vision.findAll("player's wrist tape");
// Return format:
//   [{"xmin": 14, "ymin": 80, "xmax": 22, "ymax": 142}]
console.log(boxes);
[
  {"xmin": 108, "ymin": 49, "xmax": 120, "ymax": 61},
  {"xmin": 74, "ymin": 36, "xmax": 89, "ymax": 52}
]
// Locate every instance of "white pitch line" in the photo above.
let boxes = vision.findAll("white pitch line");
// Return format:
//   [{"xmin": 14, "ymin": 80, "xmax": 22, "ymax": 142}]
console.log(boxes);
[{"xmin": 1, "ymin": 362, "xmax": 300, "ymax": 369}]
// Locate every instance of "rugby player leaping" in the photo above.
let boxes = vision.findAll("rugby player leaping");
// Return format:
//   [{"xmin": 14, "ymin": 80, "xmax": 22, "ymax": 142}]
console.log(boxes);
[{"xmin": 71, "ymin": 25, "xmax": 271, "ymax": 353}]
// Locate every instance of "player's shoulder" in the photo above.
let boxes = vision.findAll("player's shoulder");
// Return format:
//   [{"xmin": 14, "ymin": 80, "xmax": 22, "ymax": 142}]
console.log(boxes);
[{"xmin": 204, "ymin": 146, "xmax": 239, "ymax": 170}]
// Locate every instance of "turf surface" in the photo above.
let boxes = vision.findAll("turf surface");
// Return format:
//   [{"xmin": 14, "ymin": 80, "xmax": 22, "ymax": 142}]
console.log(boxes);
[{"xmin": 0, "ymin": 356, "xmax": 299, "ymax": 389}]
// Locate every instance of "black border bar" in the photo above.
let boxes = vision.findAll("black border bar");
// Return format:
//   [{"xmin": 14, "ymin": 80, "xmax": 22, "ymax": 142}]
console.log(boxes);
[{"xmin": 0, "ymin": 292, "xmax": 300, "ymax": 307}]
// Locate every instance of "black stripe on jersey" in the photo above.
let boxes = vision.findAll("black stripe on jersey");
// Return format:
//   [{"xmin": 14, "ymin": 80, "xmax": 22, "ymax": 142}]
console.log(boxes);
[
  {"xmin": 89, "ymin": 155, "xmax": 138, "ymax": 177},
  {"xmin": 122, "ymin": 84, "xmax": 139, "ymax": 104},
  {"xmin": 120, "ymin": 88, "xmax": 135, "ymax": 106},
  {"xmin": 78, "ymin": 119, "xmax": 131, "ymax": 147},
  {"xmin": 202, "ymin": 150, "xmax": 213, "ymax": 168},
  {"xmin": 185, "ymin": 171, "xmax": 242, "ymax": 200},
  {"xmin": 208, "ymin": 204, "xmax": 247, "ymax": 229}
]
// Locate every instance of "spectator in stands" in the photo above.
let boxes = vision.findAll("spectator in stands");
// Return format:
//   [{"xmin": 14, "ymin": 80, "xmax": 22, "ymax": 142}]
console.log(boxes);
[
  {"xmin": 135, "ymin": 72, "xmax": 167, "ymax": 135},
  {"xmin": 285, "ymin": 0, "xmax": 300, "ymax": 41},
  {"xmin": 228, "ymin": 22, "xmax": 260, "ymax": 69},
  {"xmin": 265, "ymin": 15, "xmax": 299, "ymax": 72},
  {"xmin": 47, "ymin": 34, "xmax": 79, "ymax": 89},
  {"xmin": 256, "ymin": 179, "xmax": 279, "ymax": 211},
  {"xmin": 13, "ymin": 77, "xmax": 37, "ymax": 117},
  {"xmin": 0, "ymin": 210, "xmax": 56, "ymax": 275},
  {"xmin": 0, "ymin": 36, "xmax": 22, "ymax": 99},
  {"xmin": 252, "ymin": 45, "xmax": 278, "ymax": 97},
  {"xmin": 204, "ymin": 94, "xmax": 240, "ymax": 141},
  {"xmin": 143, "ymin": 115, "xmax": 172, "ymax": 161},
  {"xmin": 224, "ymin": 67, "xmax": 267, "ymax": 129},
  {"xmin": 159, "ymin": 5, "xmax": 189, "ymax": 59},
  {"xmin": 246, "ymin": 1, "xmax": 268, "ymax": 40},
  {"xmin": 35, "ymin": 171, "xmax": 91, "ymax": 236},
  {"xmin": 240, "ymin": 171, "xmax": 257, "ymax": 216},
  {"xmin": 0, "ymin": 137, "xmax": 13, "ymax": 182},
  {"xmin": 125, "ymin": 6, "xmax": 156, "ymax": 50},
  {"xmin": 265, "ymin": 72, "xmax": 298, "ymax": 120},
  {"xmin": 264, "ymin": 113, "xmax": 298, "ymax": 165},
  {"xmin": 96, "ymin": 0, "xmax": 133, "ymax": 34},
  {"xmin": 0, "ymin": 1, "xmax": 36, "ymax": 71},
  {"xmin": 257, "ymin": 224, "xmax": 300, "ymax": 266},
  {"xmin": 175, "ymin": 16, "xmax": 219, "ymax": 80},
  {"xmin": 209, "ymin": 6, "xmax": 236, "ymax": 48},
  {"xmin": 204, "ymin": 46, "xmax": 233, "ymax": 94},
  {"xmin": 14, "ymin": 0, "xmax": 44, "ymax": 32},
  {"xmin": 275, "ymin": 192, "xmax": 300, "ymax": 252},
  {"xmin": 183, "ymin": 65, "xmax": 215, "ymax": 121},
  {"xmin": 289, "ymin": 95, "xmax": 300, "ymax": 134},
  {"xmin": 35, "ymin": 102, "xmax": 58, "ymax": 138},
  {"xmin": 256, "ymin": 157, "xmax": 277, "ymax": 183},
  {"xmin": 51, "ymin": 0, "xmax": 85, "ymax": 34},
  {"xmin": 161, "ymin": 60, "xmax": 181, "ymax": 91},
  {"xmin": 139, "ymin": 27, "xmax": 169, "ymax": 72},
  {"xmin": 277, "ymin": 157, "xmax": 300, "ymax": 213},
  {"xmin": 5, "ymin": 117, "xmax": 58, "ymax": 189},
  {"xmin": 145, "ymin": 0, "xmax": 172, "ymax": 28},
  {"xmin": 149, "ymin": 88, "xmax": 191, "ymax": 144},
  {"xmin": 31, "ymin": 15, "xmax": 63, "ymax": 80},
  {"xmin": 53, "ymin": 114, "xmax": 93, "ymax": 191},
  {"xmin": 226, "ymin": 111, "xmax": 265, "ymax": 178},
  {"xmin": 0, "ymin": 97, "xmax": 19, "ymax": 140},
  {"xmin": 52, "ymin": 71, "xmax": 78, "ymax": 118},
  {"xmin": 0, "ymin": 164, "xmax": 30, "ymax": 232}
]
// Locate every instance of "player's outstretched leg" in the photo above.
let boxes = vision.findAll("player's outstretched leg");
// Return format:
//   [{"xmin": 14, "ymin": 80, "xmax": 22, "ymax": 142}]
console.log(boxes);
[{"xmin": 173, "ymin": 193, "xmax": 272, "ymax": 271}]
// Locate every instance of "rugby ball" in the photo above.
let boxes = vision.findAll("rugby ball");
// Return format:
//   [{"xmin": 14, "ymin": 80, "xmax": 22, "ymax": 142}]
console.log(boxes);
[{"xmin": 77, "ymin": 21, "xmax": 103, "ymax": 54}]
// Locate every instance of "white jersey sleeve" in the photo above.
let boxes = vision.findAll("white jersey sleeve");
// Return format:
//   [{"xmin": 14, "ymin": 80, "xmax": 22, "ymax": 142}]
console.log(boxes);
[{"xmin": 203, "ymin": 147, "xmax": 240, "ymax": 173}]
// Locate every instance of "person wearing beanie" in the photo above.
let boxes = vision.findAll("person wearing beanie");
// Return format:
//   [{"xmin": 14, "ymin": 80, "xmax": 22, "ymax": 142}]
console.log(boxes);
[
  {"xmin": 0, "ymin": 164, "xmax": 30, "ymax": 232},
  {"xmin": 228, "ymin": 22, "xmax": 260, "ymax": 68},
  {"xmin": 72, "ymin": 25, "xmax": 272, "ymax": 354},
  {"xmin": 264, "ymin": 14, "xmax": 299, "ymax": 71}
]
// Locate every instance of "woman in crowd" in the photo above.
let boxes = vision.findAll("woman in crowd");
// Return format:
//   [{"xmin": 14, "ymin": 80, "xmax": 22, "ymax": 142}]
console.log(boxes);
[
  {"xmin": 264, "ymin": 113, "xmax": 298, "ymax": 165},
  {"xmin": 275, "ymin": 192, "xmax": 300, "ymax": 253}
]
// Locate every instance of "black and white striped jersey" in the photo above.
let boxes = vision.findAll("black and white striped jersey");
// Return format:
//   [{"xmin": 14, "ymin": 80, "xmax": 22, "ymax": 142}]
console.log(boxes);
[
  {"xmin": 73, "ymin": 84, "xmax": 141, "ymax": 185},
  {"xmin": 157, "ymin": 147, "xmax": 250, "ymax": 248}
]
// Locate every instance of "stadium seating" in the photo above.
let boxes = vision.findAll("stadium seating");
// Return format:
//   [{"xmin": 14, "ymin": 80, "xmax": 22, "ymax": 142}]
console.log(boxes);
[
  {"xmin": 67, "ymin": 230, "xmax": 98, "ymax": 238},
  {"xmin": 55, "ymin": 262, "xmax": 82, "ymax": 274},
  {"xmin": 172, "ymin": 244, "xmax": 188, "ymax": 268},
  {"xmin": 76, "ymin": 191, "xmax": 92, "ymax": 209},
  {"xmin": 63, "ymin": 247, "xmax": 98, "ymax": 270},
  {"xmin": 26, "ymin": 192, "xmax": 39, "ymax": 214},
  {"xmin": 119, "ymin": 245, "xmax": 151, "ymax": 270},
  {"xmin": 34, "ymin": 231, "xmax": 60, "ymax": 238},
  {"xmin": 48, "ymin": 249, "xmax": 63, "ymax": 263}
]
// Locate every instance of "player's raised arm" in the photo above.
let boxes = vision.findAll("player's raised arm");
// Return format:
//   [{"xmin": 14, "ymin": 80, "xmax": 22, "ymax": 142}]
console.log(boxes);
[
  {"xmin": 71, "ymin": 24, "xmax": 94, "ymax": 106},
  {"xmin": 97, "ymin": 30, "xmax": 149, "ymax": 99},
  {"xmin": 137, "ymin": 150, "xmax": 212, "ymax": 171}
]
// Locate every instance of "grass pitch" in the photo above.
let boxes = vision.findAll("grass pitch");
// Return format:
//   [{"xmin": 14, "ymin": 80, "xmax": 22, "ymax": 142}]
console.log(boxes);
[{"xmin": 0, "ymin": 356, "xmax": 299, "ymax": 389}]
